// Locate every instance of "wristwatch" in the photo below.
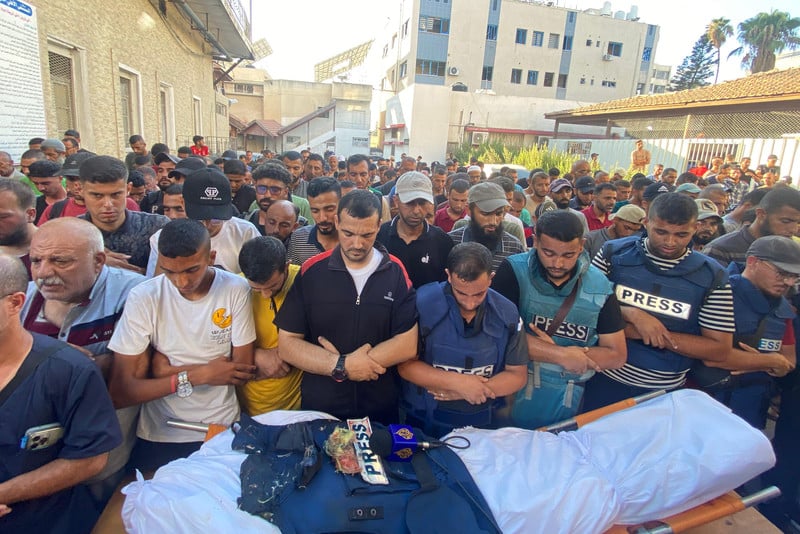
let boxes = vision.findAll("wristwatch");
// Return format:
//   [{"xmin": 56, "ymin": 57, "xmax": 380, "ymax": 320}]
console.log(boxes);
[
  {"xmin": 331, "ymin": 354, "xmax": 348, "ymax": 383},
  {"xmin": 176, "ymin": 371, "xmax": 193, "ymax": 398}
]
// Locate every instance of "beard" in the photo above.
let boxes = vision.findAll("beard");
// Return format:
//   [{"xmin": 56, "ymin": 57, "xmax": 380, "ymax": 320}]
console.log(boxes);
[
  {"xmin": 0, "ymin": 224, "xmax": 29, "ymax": 246},
  {"xmin": 469, "ymin": 217, "xmax": 502, "ymax": 250},
  {"xmin": 555, "ymin": 197, "xmax": 570, "ymax": 209}
]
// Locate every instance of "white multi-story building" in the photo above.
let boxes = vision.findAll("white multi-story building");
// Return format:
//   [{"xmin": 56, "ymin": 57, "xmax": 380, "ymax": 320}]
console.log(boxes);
[{"xmin": 375, "ymin": 0, "xmax": 660, "ymax": 160}]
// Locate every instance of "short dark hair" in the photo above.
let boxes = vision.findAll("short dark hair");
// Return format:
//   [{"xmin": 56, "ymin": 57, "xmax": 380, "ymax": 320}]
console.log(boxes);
[
  {"xmin": 338, "ymin": 189, "xmax": 380, "ymax": 219},
  {"xmin": 79, "ymin": 156, "xmax": 128, "ymax": 184},
  {"xmin": 281, "ymin": 150, "xmax": 302, "ymax": 162},
  {"xmin": 224, "ymin": 159, "xmax": 247, "ymax": 175},
  {"xmin": 632, "ymin": 177, "xmax": 653, "ymax": 191},
  {"xmin": 740, "ymin": 188, "xmax": 769, "ymax": 207},
  {"xmin": 158, "ymin": 219, "xmax": 210, "ymax": 258},
  {"xmin": 448, "ymin": 177, "xmax": 470, "ymax": 194},
  {"xmin": 530, "ymin": 171, "xmax": 549, "ymax": 183},
  {"xmin": 760, "ymin": 187, "xmax": 800, "ymax": 214},
  {"xmin": 613, "ymin": 179, "xmax": 631, "ymax": 189},
  {"xmin": 0, "ymin": 178, "xmax": 35, "ymax": 210},
  {"xmin": 239, "ymin": 236, "xmax": 287, "ymax": 284},
  {"xmin": 594, "ymin": 182, "xmax": 616, "ymax": 195},
  {"xmin": 663, "ymin": 167, "xmax": 677, "ymax": 176},
  {"xmin": 150, "ymin": 143, "xmax": 169, "ymax": 156},
  {"xmin": 164, "ymin": 183, "xmax": 183, "ymax": 195},
  {"xmin": 177, "ymin": 146, "xmax": 192, "ymax": 155},
  {"xmin": 676, "ymin": 172, "xmax": 698, "ymax": 185},
  {"xmin": 489, "ymin": 176, "xmax": 515, "ymax": 193},
  {"xmin": 346, "ymin": 154, "xmax": 370, "ymax": 169},
  {"xmin": 648, "ymin": 193, "xmax": 698, "ymax": 225},
  {"xmin": 27, "ymin": 160, "xmax": 62, "ymax": 178},
  {"xmin": 307, "ymin": 153, "xmax": 324, "ymax": 164},
  {"xmin": 128, "ymin": 135, "xmax": 144, "ymax": 145},
  {"xmin": 339, "ymin": 180, "xmax": 355, "ymax": 188},
  {"xmin": 64, "ymin": 129, "xmax": 80, "ymax": 138},
  {"xmin": 535, "ymin": 210, "xmax": 585, "ymax": 241},
  {"xmin": 307, "ymin": 176, "xmax": 341, "ymax": 199},
  {"xmin": 192, "ymin": 135, "xmax": 204, "ymax": 143},
  {"xmin": 433, "ymin": 165, "xmax": 446, "ymax": 175},
  {"xmin": 127, "ymin": 170, "xmax": 145, "ymax": 188},
  {"xmin": 447, "ymin": 242, "xmax": 493, "ymax": 281},
  {"xmin": 28, "ymin": 137, "xmax": 45, "ymax": 146},
  {"xmin": 252, "ymin": 162, "xmax": 291, "ymax": 186},
  {"xmin": 20, "ymin": 149, "xmax": 44, "ymax": 161}
]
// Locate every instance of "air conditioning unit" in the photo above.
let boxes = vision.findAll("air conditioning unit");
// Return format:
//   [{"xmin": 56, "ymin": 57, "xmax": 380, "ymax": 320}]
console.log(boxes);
[
  {"xmin": 448, "ymin": 66, "xmax": 460, "ymax": 76},
  {"xmin": 471, "ymin": 131, "xmax": 488, "ymax": 145},
  {"xmin": 602, "ymin": 54, "xmax": 614, "ymax": 61}
]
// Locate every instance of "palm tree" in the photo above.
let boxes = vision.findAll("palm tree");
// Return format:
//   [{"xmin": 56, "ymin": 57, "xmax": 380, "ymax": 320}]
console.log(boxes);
[
  {"xmin": 706, "ymin": 17, "xmax": 733, "ymax": 83},
  {"xmin": 728, "ymin": 10, "xmax": 800, "ymax": 74}
]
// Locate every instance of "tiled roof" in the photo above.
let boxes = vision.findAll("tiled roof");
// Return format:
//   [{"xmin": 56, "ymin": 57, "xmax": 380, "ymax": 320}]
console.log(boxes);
[
  {"xmin": 243, "ymin": 119, "xmax": 283, "ymax": 137},
  {"xmin": 548, "ymin": 67, "xmax": 800, "ymax": 118},
  {"xmin": 228, "ymin": 114, "xmax": 247, "ymax": 132}
]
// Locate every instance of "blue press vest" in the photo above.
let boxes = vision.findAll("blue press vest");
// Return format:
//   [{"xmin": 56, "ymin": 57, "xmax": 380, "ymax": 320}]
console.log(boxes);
[
  {"xmin": 729, "ymin": 272, "xmax": 794, "ymax": 354},
  {"xmin": 604, "ymin": 236, "xmax": 727, "ymax": 373},
  {"xmin": 401, "ymin": 282, "xmax": 519, "ymax": 430},
  {"xmin": 508, "ymin": 250, "xmax": 612, "ymax": 350}
]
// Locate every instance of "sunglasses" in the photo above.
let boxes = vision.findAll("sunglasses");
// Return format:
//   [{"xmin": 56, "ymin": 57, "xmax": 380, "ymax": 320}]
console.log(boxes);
[{"xmin": 256, "ymin": 185, "xmax": 285, "ymax": 195}]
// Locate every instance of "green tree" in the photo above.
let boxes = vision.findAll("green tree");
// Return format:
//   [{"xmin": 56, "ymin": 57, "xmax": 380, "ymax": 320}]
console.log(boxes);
[
  {"xmin": 670, "ymin": 35, "xmax": 715, "ymax": 91},
  {"xmin": 706, "ymin": 17, "xmax": 733, "ymax": 84},
  {"xmin": 729, "ymin": 10, "xmax": 800, "ymax": 74}
]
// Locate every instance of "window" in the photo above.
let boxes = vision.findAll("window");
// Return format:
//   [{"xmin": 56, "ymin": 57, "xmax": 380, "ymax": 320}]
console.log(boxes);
[
  {"xmin": 596, "ymin": 40, "xmax": 601, "ymax": 47},
  {"xmin": 510, "ymin": 69, "xmax": 522, "ymax": 84},
  {"xmin": 642, "ymin": 47, "xmax": 652, "ymax": 61},
  {"xmin": 119, "ymin": 66, "xmax": 142, "ymax": 144},
  {"xmin": 579, "ymin": 77, "xmax": 586, "ymax": 85},
  {"xmin": 607, "ymin": 41, "xmax": 623, "ymax": 57},
  {"xmin": 234, "ymin": 83, "xmax": 254, "ymax": 94},
  {"xmin": 568, "ymin": 11, "xmax": 576, "ymax": 22},
  {"xmin": 548, "ymin": 33, "xmax": 560, "ymax": 49},
  {"xmin": 527, "ymin": 70, "xmax": 539, "ymax": 85},
  {"xmin": 636, "ymin": 83, "xmax": 645, "ymax": 94},
  {"xmin": 192, "ymin": 96, "xmax": 202, "ymax": 134},
  {"xmin": 216, "ymin": 102, "xmax": 226, "ymax": 116},
  {"xmin": 419, "ymin": 16, "xmax": 450, "ymax": 34},
  {"xmin": 515, "ymin": 28, "xmax": 527, "ymax": 44},
  {"xmin": 601, "ymin": 80, "xmax": 617, "ymax": 88},
  {"xmin": 402, "ymin": 19, "xmax": 409, "ymax": 36},
  {"xmin": 586, "ymin": 39, "xmax": 592, "ymax": 46},
  {"xmin": 48, "ymin": 50, "xmax": 76, "ymax": 134},
  {"xmin": 532, "ymin": 31, "xmax": 544, "ymax": 47},
  {"xmin": 481, "ymin": 66, "xmax": 494, "ymax": 81},
  {"xmin": 392, "ymin": 34, "xmax": 397, "ymax": 48},
  {"xmin": 655, "ymin": 69, "xmax": 669, "ymax": 80},
  {"xmin": 159, "ymin": 83, "xmax": 175, "ymax": 148},
  {"xmin": 382, "ymin": 44, "xmax": 388, "ymax": 58},
  {"xmin": 590, "ymin": 78, "xmax": 595, "ymax": 86},
  {"xmin": 563, "ymin": 35, "xmax": 573, "ymax": 50},
  {"xmin": 492, "ymin": 0, "xmax": 498, "ymax": 10},
  {"xmin": 653, "ymin": 85, "xmax": 665, "ymax": 94},
  {"xmin": 399, "ymin": 61, "xmax": 407, "ymax": 78},
  {"xmin": 486, "ymin": 24, "xmax": 498, "ymax": 40},
  {"xmin": 544, "ymin": 72, "xmax": 554, "ymax": 87},
  {"xmin": 557, "ymin": 74, "xmax": 568, "ymax": 88},
  {"xmin": 416, "ymin": 59, "xmax": 446, "ymax": 76}
]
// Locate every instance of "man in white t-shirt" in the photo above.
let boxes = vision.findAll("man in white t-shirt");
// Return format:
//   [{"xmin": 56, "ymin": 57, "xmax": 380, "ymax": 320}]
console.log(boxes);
[
  {"xmin": 109, "ymin": 219, "xmax": 256, "ymax": 471},
  {"xmin": 145, "ymin": 168, "xmax": 260, "ymax": 276}
]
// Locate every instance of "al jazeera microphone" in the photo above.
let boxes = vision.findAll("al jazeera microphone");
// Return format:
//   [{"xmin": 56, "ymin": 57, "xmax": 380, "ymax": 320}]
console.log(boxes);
[{"xmin": 368, "ymin": 424, "xmax": 439, "ymax": 462}]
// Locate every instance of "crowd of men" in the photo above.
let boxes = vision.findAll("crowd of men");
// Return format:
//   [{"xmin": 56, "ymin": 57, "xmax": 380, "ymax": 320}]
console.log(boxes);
[{"xmin": 2, "ymin": 131, "xmax": 800, "ymax": 532}]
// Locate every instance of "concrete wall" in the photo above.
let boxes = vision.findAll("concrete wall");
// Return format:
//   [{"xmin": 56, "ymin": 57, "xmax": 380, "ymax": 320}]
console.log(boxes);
[{"xmin": 33, "ymin": 0, "xmax": 222, "ymax": 157}]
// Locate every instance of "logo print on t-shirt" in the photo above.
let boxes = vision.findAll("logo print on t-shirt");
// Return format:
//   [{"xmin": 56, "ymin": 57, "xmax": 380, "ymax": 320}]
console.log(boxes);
[{"xmin": 212, "ymin": 307, "xmax": 232, "ymax": 328}]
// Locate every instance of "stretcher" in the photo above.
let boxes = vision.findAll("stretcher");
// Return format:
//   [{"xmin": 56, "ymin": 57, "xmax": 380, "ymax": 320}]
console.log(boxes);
[{"xmin": 108, "ymin": 392, "xmax": 778, "ymax": 534}]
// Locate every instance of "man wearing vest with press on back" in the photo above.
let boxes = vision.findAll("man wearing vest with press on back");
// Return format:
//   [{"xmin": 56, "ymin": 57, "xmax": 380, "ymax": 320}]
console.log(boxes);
[
  {"xmin": 399, "ymin": 242, "xmax": 528, "ymax": 437},
  {"xmin": 492, "ymin": 210, "xmax": 627, "ymax": 429},
  {"xmin": 584, "ymin": 193, "xmax": 735, "ymax": 409}
]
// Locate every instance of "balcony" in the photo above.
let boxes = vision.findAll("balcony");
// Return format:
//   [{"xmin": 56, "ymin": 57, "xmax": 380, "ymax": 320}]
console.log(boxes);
[{"xmin": 173, "ymin": 0, "xmax": 254, "ymax": 60}]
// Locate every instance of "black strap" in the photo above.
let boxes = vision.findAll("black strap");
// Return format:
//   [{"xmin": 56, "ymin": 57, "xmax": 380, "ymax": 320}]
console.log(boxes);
[
  {"xmin": 49, "ymin": 199, "xmax": 68, "ymax": 220},
  {"xmin": 545, "ymin": 280, "xmax": 581, "ymax": 338},
  {"xmin": 0, "ymin": 342, "xmax": 60, "ymax": 406}
]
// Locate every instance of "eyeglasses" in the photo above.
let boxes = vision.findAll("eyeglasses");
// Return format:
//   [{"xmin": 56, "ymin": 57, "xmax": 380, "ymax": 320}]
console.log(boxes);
[
  {"xmin": 761, "ymin": 260, "xmax": 800, "ymax": 283},
  {"xmin": 256, "ymin": 185, "xmax": 285, "ymax": 195}
]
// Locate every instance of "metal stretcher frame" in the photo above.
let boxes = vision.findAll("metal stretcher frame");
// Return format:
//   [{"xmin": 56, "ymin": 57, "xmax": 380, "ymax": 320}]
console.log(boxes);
[
  {"xmin": 158, "ymin": 392, "xmax": 781, "ymax": 534},
  {"xmin": 534, "ymin": 390, "xmax": 781, "ymax": 534}
]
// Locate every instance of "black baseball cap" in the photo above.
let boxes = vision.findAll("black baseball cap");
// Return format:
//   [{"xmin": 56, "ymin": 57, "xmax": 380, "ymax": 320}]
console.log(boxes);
[
  {"xmin": 575, "ymin": 176, "xmax": 595, "ymax": 193},
  {"xmin": 61, "ymin": 152, "xmax": 97, "ymax": 177},
  {"xmin": 643, "ymin": 182, "xmax": 674, "ymax": 202},
  {"xmin": 182, "ymin": 167, "xmax": 234, "ymax": 221},
  {"xmin": 154, "ymin": 152, "xmax": 179, "ymax": 165},
  {"xmin": 168, "ymin": 157, "xmax": 206, "ymax": 179}
]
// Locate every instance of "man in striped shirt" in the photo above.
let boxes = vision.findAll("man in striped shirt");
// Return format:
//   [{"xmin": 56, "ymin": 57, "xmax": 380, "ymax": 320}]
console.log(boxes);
[{"xmin": 582, "ymin": 193, "xmax": 735, "ymax": 409}]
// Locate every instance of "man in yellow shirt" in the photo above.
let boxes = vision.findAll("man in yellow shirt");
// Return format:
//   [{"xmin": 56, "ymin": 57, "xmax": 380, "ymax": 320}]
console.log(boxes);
[{"xmin": 237, "ymin": 236, "xmax": 302, "ymax": 415}]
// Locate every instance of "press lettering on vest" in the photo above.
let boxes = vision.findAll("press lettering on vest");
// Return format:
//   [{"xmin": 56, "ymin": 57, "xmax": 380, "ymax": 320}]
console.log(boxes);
[
  {"xmin": 433, "ymin": 363, "xmax": 494, "ymax": 377},
  {"xmin": 759, "ymin": 339, "xmax": 782, "ymax": 352},
  {"xmin": 531, "ymin": 315, "xmax": 590, "ymax": 343},
  {"xmin": 347, "ymin": 418, "xmax": 388, "ymax": 485},
  {"xmin": 615, "ymin": 285, "xmax": 692, "ymax": 320}
]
